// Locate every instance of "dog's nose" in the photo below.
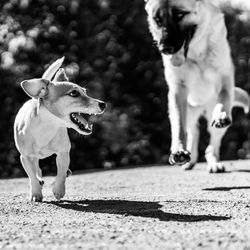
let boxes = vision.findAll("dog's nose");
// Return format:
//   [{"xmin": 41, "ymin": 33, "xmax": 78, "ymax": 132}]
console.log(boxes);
[{"xmin": 99, "ymin": 102, "xmax": 106, "ymax": 112}]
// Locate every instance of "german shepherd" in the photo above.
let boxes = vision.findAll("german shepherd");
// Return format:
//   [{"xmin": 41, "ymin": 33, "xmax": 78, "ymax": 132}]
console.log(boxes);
[{"xmin": 145, "ymin": 0, "xmax": 250, "ymax": 172}]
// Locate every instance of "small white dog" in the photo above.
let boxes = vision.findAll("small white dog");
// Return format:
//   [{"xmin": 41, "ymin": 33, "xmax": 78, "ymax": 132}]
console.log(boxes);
[{"xmin": 14, "ymin": 57, "xmax": 106, "ymax": 201}]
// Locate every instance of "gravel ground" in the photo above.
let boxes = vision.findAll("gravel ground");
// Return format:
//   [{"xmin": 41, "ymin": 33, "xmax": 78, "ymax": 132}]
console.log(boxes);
[{"xmin": 1, "ymin": 161, "xmax": 250, "ymax": 250}]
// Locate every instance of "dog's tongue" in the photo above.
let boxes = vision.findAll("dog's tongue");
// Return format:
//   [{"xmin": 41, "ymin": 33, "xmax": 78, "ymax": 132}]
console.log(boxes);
[
  {"xmin": 74, "ymin": 113, "xmax": 88, "ymax": 126},
  {"xmin": 170, "ymin": 47, "xmax": 185, "ymax": 67}
]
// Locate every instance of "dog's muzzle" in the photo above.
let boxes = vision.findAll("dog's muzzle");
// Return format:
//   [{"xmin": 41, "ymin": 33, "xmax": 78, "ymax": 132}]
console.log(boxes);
[{"xmin": 160, "ymin": 26, "xmax": 197, "ymax": 66}]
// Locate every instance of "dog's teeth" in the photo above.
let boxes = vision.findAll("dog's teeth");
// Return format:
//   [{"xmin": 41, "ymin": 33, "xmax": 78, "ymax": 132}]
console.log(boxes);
[{"xmin": 85, "ymin": 124, "xmax": 88, "ymax": 129}]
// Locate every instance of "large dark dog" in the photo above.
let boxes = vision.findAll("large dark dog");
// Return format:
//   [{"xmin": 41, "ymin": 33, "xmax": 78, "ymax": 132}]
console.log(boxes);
[{"xmin": 145, "ymin": 0, "xmax": 250, "ymax": 172}]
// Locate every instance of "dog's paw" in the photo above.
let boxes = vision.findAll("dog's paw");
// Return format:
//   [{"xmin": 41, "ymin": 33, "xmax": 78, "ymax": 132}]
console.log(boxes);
[
  {"xmin": 169, "ymin": 150, "xmax": 191, "ymax": 165},
  {"xmin": 182, "ymin": 162, "xmax": 196, "ymax": 171},
  {"xmin": 211, "ymin": 112, "xmax": 231, "ymax": 128},
  {"xmin": 207, "ymin": 163, "xmax": 225, "ymax": 173},
  {"xmin": 30, "ymin": 182, "xmax": 43, "ymax": 202},
  {"xmin": 30, "ymin": 192, "xmax": 43, "ymax": 202},
  {"xmin": 53, "ymin": 182, "xmax": 65, "ymax": 201}
]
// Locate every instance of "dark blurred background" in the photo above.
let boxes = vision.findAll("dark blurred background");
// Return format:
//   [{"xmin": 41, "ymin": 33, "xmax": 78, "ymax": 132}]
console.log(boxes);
[{"xmin": 1, "ymin": 0, "xmax": 250, "ymax": 178}]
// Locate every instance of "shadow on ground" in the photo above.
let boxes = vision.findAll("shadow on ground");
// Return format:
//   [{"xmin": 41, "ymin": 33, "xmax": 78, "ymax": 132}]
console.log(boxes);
[
  {"xmin": 231, "ymin": 170, "xmax": 250, "ymax": 173},
  {"xmin": 203, "ymin": 186, "xmax": 250, "ymax": 191},
  {"xmin": 45, "ymin": 199, "xmax": 231, "ymax": 222}
]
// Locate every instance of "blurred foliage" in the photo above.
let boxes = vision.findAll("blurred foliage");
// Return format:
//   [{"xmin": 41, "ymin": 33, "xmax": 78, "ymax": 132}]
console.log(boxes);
[{"xmin": 0, "ymin": 0, "xmax": 250, "ymax": 177}]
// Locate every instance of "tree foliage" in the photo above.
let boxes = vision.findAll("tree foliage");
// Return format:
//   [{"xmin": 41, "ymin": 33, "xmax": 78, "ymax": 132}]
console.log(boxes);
[{"xmin": 0, "ymin": 0, "xmax": 250, "ymax": 177}]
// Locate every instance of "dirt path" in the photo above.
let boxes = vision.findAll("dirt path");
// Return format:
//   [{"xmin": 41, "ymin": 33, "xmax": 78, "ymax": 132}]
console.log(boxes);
[{"xmin": 1, "ymin": 161, "xmax": 250, "ymax": 249}]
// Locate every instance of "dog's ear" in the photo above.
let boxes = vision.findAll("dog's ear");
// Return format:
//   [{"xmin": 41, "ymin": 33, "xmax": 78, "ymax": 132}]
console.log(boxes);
[
  {"xmin": 53, "ymin": 68, "xmax": 69, "ymax": 82},
  {"xmin": 21, "ymin": 78, "xmax": 51, "ymax": 99},
  {"xmin": 42, "ymin": 56, "xmax": 65, "ymax": 81}
]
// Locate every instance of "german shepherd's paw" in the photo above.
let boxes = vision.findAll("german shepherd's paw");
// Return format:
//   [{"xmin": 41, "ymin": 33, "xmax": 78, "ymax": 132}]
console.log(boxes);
[
  {"xmin": 211, "ymin": 112, "xmax": 231, "ymax": 128},
  {"xmin": 169, "ymin": 150, "xmax": 191, "ymax": 165},
  {"xmin": 207, "ymin": 162, "xmax": 225, "ymax": 173},
  {"xmin": 182, "ymin": 162, "xmax": 196, "ymax": 170}
]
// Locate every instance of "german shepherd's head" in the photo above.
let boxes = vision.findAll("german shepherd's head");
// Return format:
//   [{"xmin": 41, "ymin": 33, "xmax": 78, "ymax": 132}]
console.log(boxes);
[{"xmin": 145, "ymin": 0, "xmax": 203, "ymax": 66}]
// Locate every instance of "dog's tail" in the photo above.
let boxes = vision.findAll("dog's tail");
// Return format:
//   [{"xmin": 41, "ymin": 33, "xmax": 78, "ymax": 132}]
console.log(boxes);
[
  {"xmin": 233, "ymin": 87, "xmax": 250, "ymax": 114},
  {"xmin": 42, "ymin": 56, "xmax": 65, "ymax": 81}
]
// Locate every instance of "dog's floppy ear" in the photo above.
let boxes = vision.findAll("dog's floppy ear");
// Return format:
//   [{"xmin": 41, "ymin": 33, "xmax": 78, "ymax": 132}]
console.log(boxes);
[
  {"xmin": 53, "ymin": 68, "xmax": 69, "ymax": 81},
  {"xmin": 21, "ymin": 78, "xmax": 51, "ymax": 99}
]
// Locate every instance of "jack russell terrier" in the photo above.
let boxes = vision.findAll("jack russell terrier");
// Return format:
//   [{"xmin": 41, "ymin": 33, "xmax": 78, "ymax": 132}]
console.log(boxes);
[{"xmin": 14, "ymin": 57, "xmax": 106, "ymax": 201}]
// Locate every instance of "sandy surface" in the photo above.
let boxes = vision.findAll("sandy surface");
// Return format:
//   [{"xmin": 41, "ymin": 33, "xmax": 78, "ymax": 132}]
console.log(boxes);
[{"xmin": 1, "ymin": 161, "xmax": 250, "ymax": 249}]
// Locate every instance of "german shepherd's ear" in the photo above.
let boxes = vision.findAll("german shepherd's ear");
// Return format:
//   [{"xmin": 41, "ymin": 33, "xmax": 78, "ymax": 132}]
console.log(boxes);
[
  {"xmin": 21, "ymin": 78, "xmax": 51, "ymax": 99},
  {"xmin": 53, "ymin": 68, "xmax": 69, "ymax": 82}
]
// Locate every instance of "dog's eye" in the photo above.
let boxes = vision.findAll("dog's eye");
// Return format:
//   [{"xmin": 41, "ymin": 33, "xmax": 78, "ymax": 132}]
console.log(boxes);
[
  {"xmin": 173, "ymin": 10, "xmax": 188, "ymax": 21},
  {"xmin": 154, "ymin": 14, "xmax": 162, "ymax": 27},
  {"xmin": 69, "ymin": 90, "xmax": 80, "ymax": 97}
]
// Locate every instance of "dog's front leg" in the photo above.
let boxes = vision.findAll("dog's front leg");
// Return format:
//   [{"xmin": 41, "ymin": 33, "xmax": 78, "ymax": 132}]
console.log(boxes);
[
  {"xmin": 20, "ymin": 155, "xmax": 43, "ymax": 202},
  {"xmin": 211, "ymin": 77, "xmax": 233, "ymax": 128},
  {"xmin": 53, "ymin": 152, "xmax": 70, "ymax": 200},
  {"xmin": 168, "ymin": 84, "xmax": 191, "ymax": 165}
]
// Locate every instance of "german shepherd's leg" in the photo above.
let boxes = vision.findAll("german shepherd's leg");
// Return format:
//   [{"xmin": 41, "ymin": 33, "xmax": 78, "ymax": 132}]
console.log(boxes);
[
  {"xmin": 182, "ymin": 106, "xmax": 203, "ymax": 170},
  {"xmin": 211, "ymin": 77, "xmax": 234, "ymax": 128},
  {"xmin": 168, "ymin": 84, "xmax": 191, "ymax": 165},
  {"xmin": 205, "ymin": 126, "xmax": 227, "ymax": 173}
]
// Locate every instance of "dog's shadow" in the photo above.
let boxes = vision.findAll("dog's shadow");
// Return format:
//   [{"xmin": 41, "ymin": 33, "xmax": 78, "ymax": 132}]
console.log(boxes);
[
  {"xmin": 45, "ymin": 199, "xmax": 230, "ymax": 222},
  {"xmin": 203, "ymin": 186, "xmax": 250, "ymax": 191}
]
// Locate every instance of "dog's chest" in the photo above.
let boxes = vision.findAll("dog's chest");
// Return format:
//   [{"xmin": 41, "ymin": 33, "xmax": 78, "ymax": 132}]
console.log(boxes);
[
  {"xmin": 188, "ymin": 61, "xmax": 225, "ymax": 106},
  {"xmin": 31, "ymin": 126, "xmax": 70, "ymax": 158},
  {"xmin": 164, "ymin": 58, "xmax": 223, "ymax": 106}
]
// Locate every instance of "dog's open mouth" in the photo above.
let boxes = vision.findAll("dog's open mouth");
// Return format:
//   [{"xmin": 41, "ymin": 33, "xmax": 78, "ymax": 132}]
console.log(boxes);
[{"xmin": 70, "ymin": 113, "xmax": 93, "ymax": 134}]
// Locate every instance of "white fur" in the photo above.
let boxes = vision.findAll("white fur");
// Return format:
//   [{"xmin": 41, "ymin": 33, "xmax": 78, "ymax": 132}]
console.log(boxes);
[{"xmin": 14, "ymin": 58, "xmax": 105, "ymax": 201}]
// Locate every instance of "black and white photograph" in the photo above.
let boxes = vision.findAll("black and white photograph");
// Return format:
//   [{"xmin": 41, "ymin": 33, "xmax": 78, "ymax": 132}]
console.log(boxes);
[{"xmin": 1, "ymin": 0, "xmax": 250, "ymax": 249}]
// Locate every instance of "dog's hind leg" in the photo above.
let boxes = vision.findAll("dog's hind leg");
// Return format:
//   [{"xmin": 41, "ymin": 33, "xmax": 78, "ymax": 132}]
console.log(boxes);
[
  {"xmin": 53, "ymin": 152, "xmax": 70, "ymax": 200},
  {"xmin": 36, "ymin": 166, "xmax": 44, "ymax": 186},
  {"xmin": 182, "ymin": 106, "xmax": 203, "ymax": 170},
  {"xmin": 205, "ymin": 126, "xmax": 227, "ymax": 173},
  {"xmin": 20, "ymin": 155, "xmax": 43, "ymax": 202},
  {"xmin": 211, "ymin": 76, "xmax": 234, "ymax": 128},
  {"xmin": 233, "ymin": 87, "xmax": 250, "ymax": 114}
]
